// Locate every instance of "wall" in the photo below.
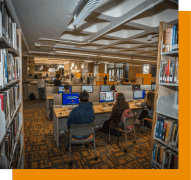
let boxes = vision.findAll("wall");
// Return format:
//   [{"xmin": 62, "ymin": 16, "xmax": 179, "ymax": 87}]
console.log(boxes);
[
  {"xmin": 98, "ymin": 64, "xmax": 105, "ymax": 73},
  {"xmin": 88, "ymin": 63, "xmax": 94, "ymax": 73},
  {"xmin": 128, "ymin": 65, "xmax": 142, "ymax": 81}
]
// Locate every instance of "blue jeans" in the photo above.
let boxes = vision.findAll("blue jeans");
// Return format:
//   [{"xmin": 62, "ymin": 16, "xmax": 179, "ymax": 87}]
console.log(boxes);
[{"xmin": 38, "ymin": 88, "xmax": 44, "ymax": 99}]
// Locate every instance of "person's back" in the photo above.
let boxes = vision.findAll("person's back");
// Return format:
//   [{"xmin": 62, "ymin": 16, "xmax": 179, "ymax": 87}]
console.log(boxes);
[
  {"xmin": 67, "ymin": 90, "xmax": 94, "ymax": 128},
  {"xmin": 53, "ymin": 74, "xmax": 61, "ymax": 86},
  {"xmin": 37, "ymin": 78, "xmax": 44, "ymax": 89}
]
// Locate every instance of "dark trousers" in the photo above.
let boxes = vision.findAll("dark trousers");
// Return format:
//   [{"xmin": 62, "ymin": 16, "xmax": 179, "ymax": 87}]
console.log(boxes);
[
  {"xmin": 38, "ymin": 87, "xmax": 44, "ymax": 99},
  {"xmin": 138, "ymin": 110, "xmax": 152, "ymax": 128}
]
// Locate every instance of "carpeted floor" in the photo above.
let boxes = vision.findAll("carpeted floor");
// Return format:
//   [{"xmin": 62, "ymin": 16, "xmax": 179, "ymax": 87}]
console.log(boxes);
[{"xmin": 23, "ymin": 101, "xmax": 152, "ymax": 169}]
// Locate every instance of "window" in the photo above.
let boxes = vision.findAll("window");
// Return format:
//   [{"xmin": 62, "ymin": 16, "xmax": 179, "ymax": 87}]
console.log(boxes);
[
  {"xmin": 104, "ymin": 64, "xmax": 107, "ymax": 73},
  {"xmin": 143, "ymin": 64, "xmax": 150, "ymax": 74}
]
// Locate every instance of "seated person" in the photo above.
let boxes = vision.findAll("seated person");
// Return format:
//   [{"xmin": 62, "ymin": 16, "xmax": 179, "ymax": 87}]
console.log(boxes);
[
  {"xmin": 136, "ymin": 91, "xmax": 155, "ymax": 128},
  {"xmin": 53, "ymin": 74, "xmax": 61, "ymax": 86},
  {"xmin": 99, "ymin": 92, "xmax": 130, "ymax": 135},
  {"xmin": 64, "ymin": 84, "xmax": 70, "ymax": 93},
  {"xmin": 67, "ymin": 90, "xmax": 94, "ymax": 140}
]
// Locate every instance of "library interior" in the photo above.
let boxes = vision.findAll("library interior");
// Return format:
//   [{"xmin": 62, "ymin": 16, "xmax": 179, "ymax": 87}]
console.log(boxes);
[{"xmin": 0, "ymin": 0, "xmax": 178, "ymax": 169}]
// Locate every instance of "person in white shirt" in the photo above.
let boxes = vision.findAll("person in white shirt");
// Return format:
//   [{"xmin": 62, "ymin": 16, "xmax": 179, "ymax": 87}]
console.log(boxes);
[{"xmin": 37, "ymin": 76, "xmax": 44, "ymax": 100}]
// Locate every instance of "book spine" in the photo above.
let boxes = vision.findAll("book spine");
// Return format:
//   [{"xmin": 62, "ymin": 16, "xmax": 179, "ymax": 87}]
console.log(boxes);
[
  {"xmin": 155, "ymin": 118, "xmax": 160, "ymax": 138},
  {"xmin": 166, "ymin": 60, "xmax": 170, "ymax": 83},
  {"xmin": 4, "ymin": 50, "xmax": 8, "ymax": 84},
  {"xmin": 160, "ymin": 61, "xmax": 163, "ymax": 83},
  {"xmin": 162, "ymin": 30, "xmax": 166, "ymax": 52},
  {"xmin": 162, "ymin": 120, "xmax": 167, "ymax": 141},
  {"xmin": 167, "ymin": 121, "xmax": 174, "ymax": 144},
  {"xmin": 0, "ymin": 94, "xmax": 4, "ymax": 111},
  {"xmin": 172, "ymin": 25, "xmax": 176, "ymax": 51},
  {"xmin": 170, "ymin": 123, "xmax": 177, "ymax": 147},
  {"xmin": 152, "ymin": 144, "xmax": 157, "ymax": 165},
  {"xmin": 175, "ymin": 24, "xmax": 178, "ymax": 51},
  {"xmin": 159, "ymin": 117, "xmax": 164, "ymax": 139}
]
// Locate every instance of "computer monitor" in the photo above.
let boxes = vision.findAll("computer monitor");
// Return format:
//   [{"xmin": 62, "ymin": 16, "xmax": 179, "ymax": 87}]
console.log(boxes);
[
  {"xmin": 151, "ymin": 84, "xmax": 156, "ymax": 91},
  {"xmin": 133, "ymin": 90, "xmax": 145, "ymax": 100},
  {"xmin": 58, "ymin": 86, "xmax": 72, "ymax": 93},
  {"xmin": 99, "ymin": 91, "xmax": 114, "ymax": 103},
  {"xmin": 100, "ymin": 85, "xmax": 110, "ymax": 92},
  {"xmin": 62, "ymin": 93, "xmax": 80, "ymax": 105},
  {"xmin": 81, "ymin": 85, "xmax": 93, "ymax": 93},
  {"xmin": 132, "ymin": 84, "xmax": 140, "ymax": 91}
]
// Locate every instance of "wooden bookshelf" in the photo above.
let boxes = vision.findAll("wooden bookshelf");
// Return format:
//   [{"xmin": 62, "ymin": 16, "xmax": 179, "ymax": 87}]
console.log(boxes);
[
  {"xmin": 0, "ymin": 17, "xmax": 24, "ymax": 169},
  {"xmin": 149, "ymin": 22, "xmax": 179, "ymax": 169}
]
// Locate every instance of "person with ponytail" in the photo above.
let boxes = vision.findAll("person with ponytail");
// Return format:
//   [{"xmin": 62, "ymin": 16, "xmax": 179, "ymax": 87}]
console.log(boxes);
[{"xmin": 99, "ymin": 92, "xmax": 130, "ymax": 135}]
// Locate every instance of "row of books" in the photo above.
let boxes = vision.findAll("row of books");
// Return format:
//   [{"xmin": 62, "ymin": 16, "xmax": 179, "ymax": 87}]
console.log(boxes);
[
  {"xmin": 152, "ymin": 143, "xmax": 178, "ymax": 169},
  {"xmin": 0, "ymin": 84, "xmax": 20, "ymax": 127},
  {"xmin": 155, "ymin": 115, "xmax": 178, "ymax": 149},
  {"xmin": 0, "ymin": 49, "xmax": 20, "ymax": 87},
  {"xmin": 0, "ymin": 2, "xmax": 19, "ymax": 51},
  {"xmin": 159, "ymin": 58, "xmax": 179, "ymax": 84},
  {"xmin": 162, "ymin": 24, "xmax": 178, "ymax": 52},
  {"xmin": 0, "ymin": 113, "xmax": 21, "ymax": 169}
]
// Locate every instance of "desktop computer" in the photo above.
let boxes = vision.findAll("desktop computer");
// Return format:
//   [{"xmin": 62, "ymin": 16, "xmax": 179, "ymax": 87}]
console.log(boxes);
[
  {"xmin": 62, "ymin": 93, "xmax": 80, "ymax": 108},
  {"xmin": 100, "ymin": 85, "xmax": 110, "ymax": 92},
  {"xmin": 58, "ymin": 86, "xmax": 72, "ymax": 93},
  {"xmin": 99, "ymin": 91, "xmax": 114, "ymax": 103},
  {"xmin": 81, "ymin": 85, "xmax": 93, "ymax": 93},
  {"xmin": 133, "ymin": 90, "xmax": 145, "ymax": 106}
]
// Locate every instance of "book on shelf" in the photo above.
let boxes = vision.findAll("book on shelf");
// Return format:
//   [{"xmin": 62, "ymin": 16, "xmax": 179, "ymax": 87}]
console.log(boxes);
[
  {"xmin": 155, "ymin": 115, "xmax": 178, "ymax": 149},
  {"xmin": 152, "ymin": 143, "xmax": 178, "ymax": 169},
  {"xmin": 0, "ymin": 2, "xmax": 18, "ymax": 50},
  {"xmin": 160, "ymin": 57, "xmax": 178, "ymax": 84},
  {"xmin": 162, "ymin": 24, "xmax": 179, "ymax": 53},
  {"xmin": 0, "ymin": 50, "xmax": 20, "ymax": 87},
  {"xmin": 0, "ymin": 84, "xmax": 20, "ymax": 127}
]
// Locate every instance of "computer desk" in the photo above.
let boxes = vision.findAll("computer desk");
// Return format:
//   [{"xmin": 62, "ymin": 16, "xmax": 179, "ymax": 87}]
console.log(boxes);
[{"xmin": 53, "ymin": 102, "xmax": 144, "ymax": 148}]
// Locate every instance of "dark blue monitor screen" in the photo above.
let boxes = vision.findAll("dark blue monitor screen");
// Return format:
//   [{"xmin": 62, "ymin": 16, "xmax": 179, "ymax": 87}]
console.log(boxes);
[
  {"xmin": 133, "ymin": 90, "xmax": 145, "ymax": 100},
  {"xmin": 62, "ymin": 93, "xmax": 79, "ymax": 105},
  {"xmin": 59, "ymin": 86, "xmax": 72, "ymax": 93},
  {"xmin": 99, "ymin": 91, "xmax": 114, "ymax": 103}
]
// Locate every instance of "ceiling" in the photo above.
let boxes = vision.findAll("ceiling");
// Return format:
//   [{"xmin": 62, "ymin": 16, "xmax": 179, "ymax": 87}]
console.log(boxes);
[{"xmin": 10, "ymin": 0, "xmax": 178, "ymax": 65}]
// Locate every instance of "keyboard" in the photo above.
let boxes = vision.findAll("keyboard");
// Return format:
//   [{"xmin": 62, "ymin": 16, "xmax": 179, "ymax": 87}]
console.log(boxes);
[
  {"xmin": 103, "ymin": 106, "xmax": 113, "ymax": 110},
  {"xmin": 66, "ymin": 110, "xmax": 72, "ymax": 113}
]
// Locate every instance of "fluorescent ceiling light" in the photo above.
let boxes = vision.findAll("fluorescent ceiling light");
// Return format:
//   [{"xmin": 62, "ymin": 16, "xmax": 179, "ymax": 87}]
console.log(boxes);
[{"xmin": 72, "ymin": 0, "xmax": 103, "ymax": 26}]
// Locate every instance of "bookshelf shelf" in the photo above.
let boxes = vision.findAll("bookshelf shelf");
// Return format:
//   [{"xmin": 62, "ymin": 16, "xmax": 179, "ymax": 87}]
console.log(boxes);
[
  {"xmin": 159, "ymin": 83, "xmax": 178, "ymax": 87},
  {"xmin": 0, "ymin": 37, "xmax": 20, "ymax": 57},
  {"xmin": 0, "ymin": 79, "xmax": 20, "ymax": 90},
  {"xmin": 0, "ymin": 102, "xmax": 21, "ymax": 148},
  {"xmin": 161, "ymin": 51, "xmax": 178, "ymax": 57},
  {"xmin": 154, "ymin": 137, "xmax": 178, "ymax": 153},
  {"xmin": 156, "ymin": 110, "xmax": 178, "ymax": 120}
]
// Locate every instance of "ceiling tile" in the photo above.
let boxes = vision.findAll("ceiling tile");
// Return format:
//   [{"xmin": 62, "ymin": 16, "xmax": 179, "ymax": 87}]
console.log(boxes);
[
  {"xmin": 130, "ymin": 9, "xmax": 178, "ymax": 27},
  {"xmin": 95, "ymin": 0, "xmax": 146, "ymax": 17}
]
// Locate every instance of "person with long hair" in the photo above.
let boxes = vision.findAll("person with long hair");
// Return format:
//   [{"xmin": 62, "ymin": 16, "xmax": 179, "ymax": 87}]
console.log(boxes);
[
  {"xmin": 99, "ymin": 92, "xmax": 130, "ymax": 135},
  {"xmin": 137, "ymin": 91, "xmax": 155, "ymax": 128}
]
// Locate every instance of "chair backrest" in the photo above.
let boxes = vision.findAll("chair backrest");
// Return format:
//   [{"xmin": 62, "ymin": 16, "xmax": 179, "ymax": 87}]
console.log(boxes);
[
  {"xmin": 70, "ymin": 122, "xmax": 95, "ymax": 137},
  {"xmin": 53, "ymin": 94, "xmax": 62, "ymax": 105},
  {"xmin": 122, "ymin": 109, "xmax": 135, "ymax": 127},
  {"xmin": 123, "ymin": 116, "xmax": 134, "ymax": 127}
]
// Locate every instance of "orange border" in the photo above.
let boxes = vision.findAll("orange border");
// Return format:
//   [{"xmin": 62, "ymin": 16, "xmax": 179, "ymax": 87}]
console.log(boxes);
[{"xmin": 13, "ymin": 11, "xmax": 191, "ymax": 180}]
